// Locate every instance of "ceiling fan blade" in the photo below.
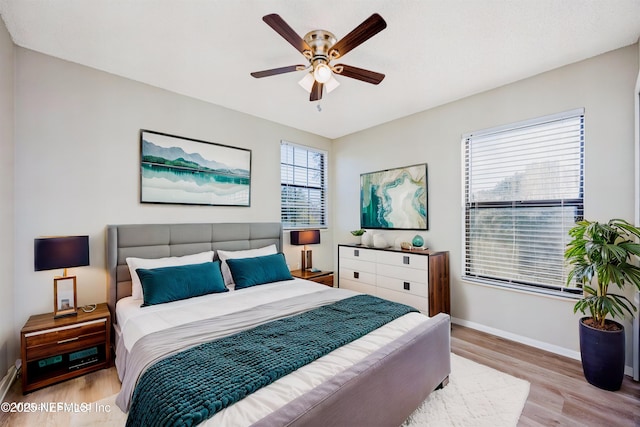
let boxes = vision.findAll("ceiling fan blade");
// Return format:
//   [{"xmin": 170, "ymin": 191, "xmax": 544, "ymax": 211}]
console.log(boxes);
[
  {"xmin": 310, "ymin": 81, "xmax": 323, "ymax": 101},
  {"xmin": 251, "ymin": 65, "xmax": 305, "ymax": 78},
  {"xmin": 335, "ymin": 64, "xmax": 385, "ymax": 85},
  {"xmin": 329, "ymin": 13, "xmax": 386, "ymax": 59},
  {"xmin": 263, "ymin": 14, "xmax": 311, "ymax": 55}
]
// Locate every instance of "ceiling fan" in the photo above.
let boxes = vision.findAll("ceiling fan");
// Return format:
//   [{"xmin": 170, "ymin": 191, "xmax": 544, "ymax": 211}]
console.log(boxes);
[{"xmin": 250, "ymin": 13, "xmax": 387, "ymax": 101}]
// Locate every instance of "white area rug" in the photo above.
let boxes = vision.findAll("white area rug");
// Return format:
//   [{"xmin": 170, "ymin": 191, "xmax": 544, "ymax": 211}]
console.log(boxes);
[
  {"xmin": 402, "ymin": 353, "xmax": 530, "ymax": 426},
  {"xmin": 71, "ymin": 353, "xmax": 529, "ymax": 427}
]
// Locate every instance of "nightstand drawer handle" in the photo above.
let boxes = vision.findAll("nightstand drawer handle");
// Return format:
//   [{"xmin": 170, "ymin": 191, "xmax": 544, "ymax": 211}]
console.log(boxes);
[
  {"xmin": 57, "ymin": 337, "xmax": 79, "ymax": 344},
  {"xmin": 354, "ymin": 271, "xmax": 360, "ymax": 279}
]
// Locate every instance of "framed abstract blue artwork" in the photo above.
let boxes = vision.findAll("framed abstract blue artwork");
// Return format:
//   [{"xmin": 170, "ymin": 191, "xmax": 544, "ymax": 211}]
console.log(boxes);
[{"xmin": 360, "ymin": 163, "xmax": 428, "ymax": 230}]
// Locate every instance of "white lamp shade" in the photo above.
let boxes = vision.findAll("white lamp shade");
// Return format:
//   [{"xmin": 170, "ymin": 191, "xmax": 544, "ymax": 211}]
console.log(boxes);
[
  {"xmin": 325, "ymin": 75, "xmax": 340, "ymax": 93},
  {"xmin": 313, "ymin": 63, "xmax": 332, "ymax": 83},
  {"xmin": 298, "ymin": 72, "xmax": 315, "ymax": 92}
]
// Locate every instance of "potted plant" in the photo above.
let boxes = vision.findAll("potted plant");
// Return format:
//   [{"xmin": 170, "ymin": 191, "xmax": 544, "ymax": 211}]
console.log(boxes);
[
  {"xmin": 564, "ymin": 218, "xmax": 640, "ymax": 390},
  {"xmin": 350, "ymin": 229, "xmax": 366, "ymax": 245}
]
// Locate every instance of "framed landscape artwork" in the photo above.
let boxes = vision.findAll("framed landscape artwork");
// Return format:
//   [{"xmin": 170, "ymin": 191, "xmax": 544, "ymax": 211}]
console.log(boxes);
[
  {"xmin": 360, "ymin": 163, "xmax": 428, "ymax": 230},
  {"xmin": 140, "ymin": 130, "xmax": 251, "ymax": 206}
]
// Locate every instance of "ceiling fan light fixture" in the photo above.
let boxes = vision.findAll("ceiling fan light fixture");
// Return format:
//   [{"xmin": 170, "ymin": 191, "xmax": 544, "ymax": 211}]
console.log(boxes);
[
  {"xmin": 313, "ymin": 63, "xmax": 332, "ymax": 84},
  {"xmin": 298, "ymin": 72, "xmax": 315, "ymax": 92},
  {"xmin": 251, "ymin": 13, "xmax": 387, "ymax": 102}
]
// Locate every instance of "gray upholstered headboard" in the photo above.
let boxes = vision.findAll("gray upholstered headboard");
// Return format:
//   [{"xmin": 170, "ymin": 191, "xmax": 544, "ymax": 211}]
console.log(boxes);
[{"xmin": 106, "ymin": 222, "xmax": 283, "ymax": 322}]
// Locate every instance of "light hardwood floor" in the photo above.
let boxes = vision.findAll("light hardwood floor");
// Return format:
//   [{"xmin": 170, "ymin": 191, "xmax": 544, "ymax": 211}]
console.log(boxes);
[
  {"xmin": 1, "ymin": 324, "xmax": 639, "ymax": 426},
  {"xmin": 451, "ymin": 325, "xmax": 640, "ymax": 427}
]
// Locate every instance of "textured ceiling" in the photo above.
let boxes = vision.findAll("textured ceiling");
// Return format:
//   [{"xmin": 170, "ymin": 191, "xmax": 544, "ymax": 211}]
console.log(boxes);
[{"xmin": 1, "ymin": 0, "xmax": 639, "ymax": 139}]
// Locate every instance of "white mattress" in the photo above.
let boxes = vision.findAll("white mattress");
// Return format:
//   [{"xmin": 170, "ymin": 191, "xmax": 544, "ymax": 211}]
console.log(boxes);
[{"xmin": 115, "ymin": 279, "xmax": 430, "ymax": 426}]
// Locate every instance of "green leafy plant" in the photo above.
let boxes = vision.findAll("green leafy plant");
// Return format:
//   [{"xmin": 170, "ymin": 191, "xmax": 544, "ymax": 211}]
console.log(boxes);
[
  {"xmin": 565, "ymin": 218, "xmax": 640, "ymax": 329},
  {"xmin": 350, "ymin": 229, "xmax": 366, "ymax": 236}
]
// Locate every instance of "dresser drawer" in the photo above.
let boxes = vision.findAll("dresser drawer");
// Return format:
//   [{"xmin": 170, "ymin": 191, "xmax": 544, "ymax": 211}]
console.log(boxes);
[
  {"xmin": 377, "ymin": 263, "xmax": 427, "ymax": 283},
  {"xmin": 377, "ymin": 287, "xmax": 427, "ymax": 313},
  {"xmin": 339, "ymin": 246, "xmax": 377, "ymax": 262},
  {"xmin": 339, "ymin": 257, "xmax": 376, "ymax": 274},
  {"xmin": 339, "ymin": 267, "xmax": 376, "ymax": 286},
  {"xmin": 339, "ymin": 278, "xmax": 376, "ymax": 296},
  {"xmin": 376, "ymin": 275, "xmax": 427, "ymax": 298},
  {"xmin": 24, "ymin": 319, "xmax": 107, "ymax": 361},
  {"xmin": 376, "ymin": 251, "xmax": 428, "ymax": 270}
]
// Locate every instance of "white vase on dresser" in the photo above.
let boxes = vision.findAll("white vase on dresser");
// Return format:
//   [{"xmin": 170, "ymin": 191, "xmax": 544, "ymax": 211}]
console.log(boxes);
[{"xmin": 361, "ymin": 232, "xmax": 373, "ymax": 247}]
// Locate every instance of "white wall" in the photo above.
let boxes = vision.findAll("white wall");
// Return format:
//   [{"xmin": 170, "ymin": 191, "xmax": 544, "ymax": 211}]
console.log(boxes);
[
  {"xmin": 9, "ymin": 32, "xmax": 639, "ymax": 373},
  {"xmin": 0, "ymin": 15, "xmax": 15, "ymax": 375},
  {"xmin": 12, "ymin": 48, "xmax": 332, "ymax": 360},
  {"xmin": 333, "ymin": 44, "xmax": 639, "ymax": 365}
]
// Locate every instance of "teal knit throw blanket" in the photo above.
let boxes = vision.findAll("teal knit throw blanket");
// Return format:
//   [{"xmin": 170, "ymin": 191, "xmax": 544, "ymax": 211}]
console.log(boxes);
[{"xmin": 126, "ymin": 294, "xmax": 417, "ymax": 427}]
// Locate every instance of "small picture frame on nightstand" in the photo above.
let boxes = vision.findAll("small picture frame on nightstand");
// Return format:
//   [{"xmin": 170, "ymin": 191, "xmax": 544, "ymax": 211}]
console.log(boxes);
[{"xmin": 54, "ymin": 276, "xmax": 77, "ymax": 318}]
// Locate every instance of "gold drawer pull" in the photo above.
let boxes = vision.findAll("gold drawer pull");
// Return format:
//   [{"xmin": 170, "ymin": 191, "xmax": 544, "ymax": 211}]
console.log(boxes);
[{"xmin": 57, "ymin": 337, "xmax": 79, "ymax": 344}]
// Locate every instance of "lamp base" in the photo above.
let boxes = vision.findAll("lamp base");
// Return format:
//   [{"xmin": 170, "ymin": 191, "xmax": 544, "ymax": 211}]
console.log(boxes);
[
  {"xmin": 54, "ymin": 310, "xmax": 77, "ymax": 319},
  {"xmin": 300, "ymin": 249, "xmax": 313, "ymax": 271}
]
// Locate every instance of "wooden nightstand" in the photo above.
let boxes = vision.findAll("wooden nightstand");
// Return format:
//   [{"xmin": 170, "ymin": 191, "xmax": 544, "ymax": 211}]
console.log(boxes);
[
  {"xmin": 20, "ymin": 303, "xmax": 111, "ymax": 394},
  {"xmin": 290, "ymin": 269, "xmax": 334, "ymax": 287}
]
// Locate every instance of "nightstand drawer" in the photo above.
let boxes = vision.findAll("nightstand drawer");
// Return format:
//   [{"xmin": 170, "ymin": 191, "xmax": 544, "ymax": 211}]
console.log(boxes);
[
  {"xmin": 311, "ymin": 274, "xmax": 333, "ymax": 287},
  {"xmin": 24, "ymin": 319, "xmax": 106, "ymax": 361}
]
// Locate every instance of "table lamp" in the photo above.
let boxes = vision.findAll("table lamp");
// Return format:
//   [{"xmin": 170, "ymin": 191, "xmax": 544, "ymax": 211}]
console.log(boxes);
[
  {"xmin": 290, "ymin": 230, "xmax": 320, "ymax": 271},
  {"xmin": 34, "ymin": 235, "xmax": 89, "ymax": 317}
]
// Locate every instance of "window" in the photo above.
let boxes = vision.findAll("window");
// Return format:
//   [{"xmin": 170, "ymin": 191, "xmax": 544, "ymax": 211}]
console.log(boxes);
[
  {"xmin": 463, "ymin": 109, "xmax": 584, "ymax": 296},
  {"xmin": 281, "ymin": 141, "xmax": 327, "ymax": 229}
]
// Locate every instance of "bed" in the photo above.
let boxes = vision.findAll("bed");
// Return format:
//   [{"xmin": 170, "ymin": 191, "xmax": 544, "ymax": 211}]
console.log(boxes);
[{"xmin": 106, "ymin": 222, "xmax": 451, "ymax": 426}]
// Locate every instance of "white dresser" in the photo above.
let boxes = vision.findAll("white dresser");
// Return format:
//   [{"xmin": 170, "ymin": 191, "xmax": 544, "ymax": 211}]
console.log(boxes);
[{"xmin": 338, "ymin": 244, "xmax": 450, "ymax": 316}]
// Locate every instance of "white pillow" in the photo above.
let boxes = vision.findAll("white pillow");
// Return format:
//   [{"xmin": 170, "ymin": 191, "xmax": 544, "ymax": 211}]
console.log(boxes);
[
  {"xmin": 126, "ymin": 251, "xmax": 214, "ymax": 300},
  {"xmin": 217, "ymin": 244, "xmax": 277, "ymax": 286}
]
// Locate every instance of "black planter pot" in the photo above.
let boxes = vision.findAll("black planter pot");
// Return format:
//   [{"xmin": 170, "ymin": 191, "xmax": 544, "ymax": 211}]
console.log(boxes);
[{"xmin": 579, "ymin": 317, "xmax": 625, "ymax": 391}]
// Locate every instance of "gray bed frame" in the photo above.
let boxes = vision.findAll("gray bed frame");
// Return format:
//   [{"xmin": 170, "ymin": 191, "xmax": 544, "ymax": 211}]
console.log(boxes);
[{"xmin": 106, "ymin": 222, "xmax": 450, "ymax": 426}]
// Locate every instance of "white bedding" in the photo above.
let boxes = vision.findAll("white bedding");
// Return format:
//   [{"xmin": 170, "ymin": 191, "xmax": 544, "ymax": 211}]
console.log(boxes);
[
  {"xmin": 116, "ymin": 278, "xmax": 329, "ymax": 352},
  {"xmin": 115, "ymin": 279, "xmax": 430, "ymax": 426}
]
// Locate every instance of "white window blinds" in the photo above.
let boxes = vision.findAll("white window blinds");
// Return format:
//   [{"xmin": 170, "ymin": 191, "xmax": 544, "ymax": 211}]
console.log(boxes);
[
  {"xmin": 281, "ymin": 141, "xmax": 327, "ymax": 229},
  {"xmin": 463, "ymin": 109, "xmax": 584, "ymax": 295}
]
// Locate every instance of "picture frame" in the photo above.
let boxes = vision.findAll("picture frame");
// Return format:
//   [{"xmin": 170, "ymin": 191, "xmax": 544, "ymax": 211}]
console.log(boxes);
[
  {"xmin": 360, "ymin": 163, "xmax": 428, "ymax": 230},
  {"xmin": 140, "ymin": 130, "xmax": 252, "ymax": 206},
  {"xmin": 54, "ymin": 276, "xmax": 78, "ymax": 318}
]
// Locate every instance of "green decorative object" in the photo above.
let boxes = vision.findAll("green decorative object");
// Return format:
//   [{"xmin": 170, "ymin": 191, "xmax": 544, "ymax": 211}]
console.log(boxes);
[{"xmin": 412, "ymin": 235, "xmax": 424, "ymax": 248}]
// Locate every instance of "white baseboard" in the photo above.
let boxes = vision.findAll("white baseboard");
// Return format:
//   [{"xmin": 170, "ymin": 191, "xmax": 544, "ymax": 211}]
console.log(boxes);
[
  {"xmin": 452, "ymin": 317, "xmax": 582, "ymax": 360},
  {"xmin": 451, "ymin": 317, "xmax": 635, "ymax": 377},
  {"xmin": 0, "ymin": 365, "xmax": 17, "ymax": 402}
]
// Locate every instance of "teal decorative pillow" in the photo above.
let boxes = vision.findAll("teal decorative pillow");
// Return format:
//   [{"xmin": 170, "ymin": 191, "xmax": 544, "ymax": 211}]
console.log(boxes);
[
  {"xmin": 137, "ymin": 261, "xmax": 228, "ymax": 306},
  {"xmin": 226, "ymin": 253, "xmax": 293, "ymax": 290}
]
